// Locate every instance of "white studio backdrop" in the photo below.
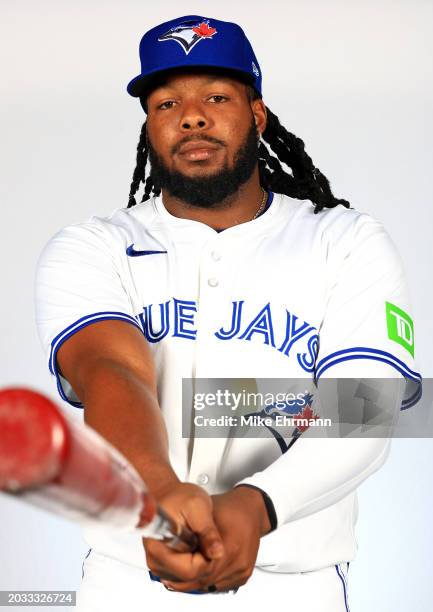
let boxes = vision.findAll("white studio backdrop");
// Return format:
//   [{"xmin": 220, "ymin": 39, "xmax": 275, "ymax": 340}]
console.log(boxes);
[{"xmin": 1, "ymin": 1, "xmax": 432, "ymax": 610}]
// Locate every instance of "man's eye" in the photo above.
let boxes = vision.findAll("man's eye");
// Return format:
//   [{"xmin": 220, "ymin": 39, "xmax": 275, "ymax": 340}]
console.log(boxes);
[
  {"xmin": 209, "ymin": 95, "xmax": 228, "ymax": 103},
  {"xmin": 158, "ymin": 101, "xmax": 176, "ymax": 110}
]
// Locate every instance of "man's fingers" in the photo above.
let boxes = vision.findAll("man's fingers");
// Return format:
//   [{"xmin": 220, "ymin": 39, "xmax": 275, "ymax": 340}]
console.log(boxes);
[
  {"xmin": 181, "ymin": 496, "xmax": 225, "ymax": 560},
  {"xmin": 209, "ymin": 571, "xmax": 250, "ymax": 592},
  {"xmin": 160, "ymin": 559, "xmax": 241, "ymax": 593},
  {"xmin": 196, "ymin": 525, "xmax": 224, "ymax": 560},
  {"xmin": 161, "ymin": 579, "xmax": 204, "ymax": 593},
  {"xmin": 143, "ymin": 537, "xmax": 215, "ymax": 582},
  {"xmin": 142, "ymin": 484, "xmax": 225, "ymax": 585},
  {"xmin": 161, "ymin": 568, "xmax": 247, "ymax": 594}
]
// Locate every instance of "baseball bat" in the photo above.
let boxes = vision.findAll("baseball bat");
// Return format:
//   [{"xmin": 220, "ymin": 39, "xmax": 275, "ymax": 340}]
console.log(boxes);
[{"xmin": 0, "ymin": 388, "xmax": 198, "ymax": 553}]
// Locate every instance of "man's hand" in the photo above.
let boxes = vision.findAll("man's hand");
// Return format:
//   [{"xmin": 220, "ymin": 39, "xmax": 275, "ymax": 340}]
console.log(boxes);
[
  {"xmin": 142, "ymin": 482, "xmax": 225, "ymax": 583},
  {"xmin": 159, "ymin": 486, "xmax": 271, "ymax": 593}
]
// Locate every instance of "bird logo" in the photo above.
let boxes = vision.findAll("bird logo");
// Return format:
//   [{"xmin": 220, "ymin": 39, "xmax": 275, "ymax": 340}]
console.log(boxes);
[{"xmin": 158, "ymin": 19, "xmax": 218, "ymax": 55}]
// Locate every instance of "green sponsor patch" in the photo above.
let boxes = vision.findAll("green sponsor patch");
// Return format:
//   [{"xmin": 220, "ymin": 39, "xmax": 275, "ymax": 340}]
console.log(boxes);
[{"xmin": 386, "ymin": 301, "xmax": 414, "ymax": 357}]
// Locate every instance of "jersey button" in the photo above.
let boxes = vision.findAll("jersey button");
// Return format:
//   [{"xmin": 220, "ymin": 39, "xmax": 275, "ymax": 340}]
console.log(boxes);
[
  {"xmin": 211, "ymin": 250, "xmax": 222, "ymax": 261},
  {"xmin": 197, "ymin": 473, "xmax": 209, "ymax": 485},
  {"xmin": 208, "ymin": 278, "xmax": 219, "ymax": 287}
]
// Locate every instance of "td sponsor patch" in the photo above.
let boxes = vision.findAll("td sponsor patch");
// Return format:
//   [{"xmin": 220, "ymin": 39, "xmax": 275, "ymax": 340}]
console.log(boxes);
[{"xmin": 386, "ymin": 301, "xmax": 414, "ymax": 357}]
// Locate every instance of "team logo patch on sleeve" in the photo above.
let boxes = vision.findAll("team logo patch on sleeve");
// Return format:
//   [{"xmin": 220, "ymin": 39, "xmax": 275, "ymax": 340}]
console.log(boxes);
[
  {"xmin": 158, "ymin": 18, "xmax": 218, "ymax": 55},
  {"xmin": 386, "ymin": 301, "xmax": 414, "ymax": 357}
]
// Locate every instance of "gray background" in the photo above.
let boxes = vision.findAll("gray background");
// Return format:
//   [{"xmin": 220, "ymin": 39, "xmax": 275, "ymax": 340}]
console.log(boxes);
[{"xmin": 1, "ymin": 1, "xmax": 432, "ymax": 609}]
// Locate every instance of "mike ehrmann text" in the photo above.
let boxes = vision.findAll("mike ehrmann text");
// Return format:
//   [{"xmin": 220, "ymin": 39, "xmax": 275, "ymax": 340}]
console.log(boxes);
[{"xmin": 194, "ymin": 415, "xmax": 332, "ymax": 428}]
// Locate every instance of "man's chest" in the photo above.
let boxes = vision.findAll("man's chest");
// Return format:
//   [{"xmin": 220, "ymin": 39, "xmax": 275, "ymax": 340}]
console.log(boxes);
[{"xmin": 121, "ymin": 231, "xmax": 329, "ymax": 375}]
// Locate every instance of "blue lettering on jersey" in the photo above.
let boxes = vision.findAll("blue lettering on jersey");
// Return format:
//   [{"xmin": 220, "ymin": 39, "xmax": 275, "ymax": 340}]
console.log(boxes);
[
  {"xmin": 215, "ymin": 301, "xmax": 244, "ymax": 339},
  {"xmin": 278, "ymin": 311, "xmax": 315, "ymax": 357},
  {"xmin": 297, "ymin": 334, "xmax": 319, "ymax": 373},
  {"xmin": 238, "ymin": 302, "xmax": 275, "ymax": 347},
  {"xmin": 138, "ymin": 301, "xmax": 170, "ymax": 342},
  {"xmin": 173, "ymin": 298, "xmax": 197, "ymax": 340},
  {"xmin": 138, "ymin": 298, "xmax": 318, "ymax": 371}
]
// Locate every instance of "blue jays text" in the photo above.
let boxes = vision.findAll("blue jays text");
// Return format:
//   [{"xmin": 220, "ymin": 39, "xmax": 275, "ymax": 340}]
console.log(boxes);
[{"xmin": 137, "ymin": 298, "xmax": 319, "ymax": 373}]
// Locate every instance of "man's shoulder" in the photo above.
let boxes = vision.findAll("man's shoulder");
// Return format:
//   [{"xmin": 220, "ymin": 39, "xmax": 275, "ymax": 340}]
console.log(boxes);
[
  {"xmin": 82, "ymin": 198, "xmax": 159, "ymax": 235},
  {"xmin": 43, "ymin": 200, "xmax": 159, "ymax": 251},
  {"xmin": 276, "ymin": 192, "xmax": 382, "ymax": 239}
]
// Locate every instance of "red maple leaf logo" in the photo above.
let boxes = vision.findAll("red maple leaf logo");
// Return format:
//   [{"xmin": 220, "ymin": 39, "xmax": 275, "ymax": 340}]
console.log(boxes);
[
  {"xmin": 193, "ymin": 22, "xmax": 217, "ymax": 38},
  {"xmin": 292, "ymin": 404, "xmax": 320, "ymax": 433}
]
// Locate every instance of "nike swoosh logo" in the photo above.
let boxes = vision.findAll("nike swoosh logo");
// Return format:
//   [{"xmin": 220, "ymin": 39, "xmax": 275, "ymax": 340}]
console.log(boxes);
[{"xmin": 126, "ymin": 244, "xmax": 168, "ymax": 257}]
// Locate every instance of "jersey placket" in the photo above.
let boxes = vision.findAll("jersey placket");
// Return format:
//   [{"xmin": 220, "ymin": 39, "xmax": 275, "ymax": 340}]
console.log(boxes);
[{"xmin": 187, "ymin": 232, "xmax": 235, "ymax": 493}]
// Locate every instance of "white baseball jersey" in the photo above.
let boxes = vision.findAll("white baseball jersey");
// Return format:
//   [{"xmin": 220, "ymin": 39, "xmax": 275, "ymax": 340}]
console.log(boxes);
[{"xmin": 35, "ymin": 191, "xmax": 421, "ymax": 573}]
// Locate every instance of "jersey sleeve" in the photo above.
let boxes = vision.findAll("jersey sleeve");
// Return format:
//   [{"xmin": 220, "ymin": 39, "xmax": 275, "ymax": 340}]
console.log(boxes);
[
  {"xmin": 234, "ymin": 211, "xmax": 422, "ymax": 528},
  {"xmin": 314, "ymin": 211, "xmax": 421, "ymax": 407},
  {"xmin": 35, "ymin": 221, "xmax": 141, "ymax": 408}
]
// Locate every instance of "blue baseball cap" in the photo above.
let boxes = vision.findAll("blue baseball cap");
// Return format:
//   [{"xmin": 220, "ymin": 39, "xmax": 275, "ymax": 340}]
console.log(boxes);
[{"xmin": 127, "ymin": 15, "xmax": 262, "ymax": 103}]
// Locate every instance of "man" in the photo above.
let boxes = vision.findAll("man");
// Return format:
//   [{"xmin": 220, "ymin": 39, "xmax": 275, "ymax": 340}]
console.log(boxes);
[{"xmin": 35, "ymin": 15, "xmax": 421, "ymax": 612}]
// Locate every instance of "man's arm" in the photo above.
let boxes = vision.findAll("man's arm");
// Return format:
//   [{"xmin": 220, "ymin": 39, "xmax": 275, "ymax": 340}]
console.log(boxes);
[
  {"xmin": 57, "ymin": 319, "xmax": 176, "ymax": 499},
  {"xmin": 234, "ymin": 213, "xmax": 421, "ymax": 529},
  {"xmin": 56, "ymin": 319, "xmax": 225, "ymax": 564}
]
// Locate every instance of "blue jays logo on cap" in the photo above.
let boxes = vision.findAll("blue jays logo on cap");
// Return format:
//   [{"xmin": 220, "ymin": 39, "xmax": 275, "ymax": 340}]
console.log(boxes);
[
  {"xmin": 126, "ymin": 15, "xmax": 263, "ymax": 104},
  {"xmin": 158, "ymin": 18, "xmax": 218, "ymax": 55}
]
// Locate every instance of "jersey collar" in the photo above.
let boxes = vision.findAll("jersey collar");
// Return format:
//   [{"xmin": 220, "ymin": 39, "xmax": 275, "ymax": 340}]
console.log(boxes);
[{"xmin": 152, "ymin": 190, "xmax": 281, "ymax": 236}]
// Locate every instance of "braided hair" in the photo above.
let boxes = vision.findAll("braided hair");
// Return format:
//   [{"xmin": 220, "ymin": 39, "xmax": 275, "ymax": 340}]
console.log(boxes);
[{"xmin": 128, "ymin": 85, "xmax": 350, "ymax": 214}]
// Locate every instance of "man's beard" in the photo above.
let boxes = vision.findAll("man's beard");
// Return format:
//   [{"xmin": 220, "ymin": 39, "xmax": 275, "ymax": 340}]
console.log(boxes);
[{"xmin": 147, "ymin": 119, "xmax": 259, "ymax": 208}]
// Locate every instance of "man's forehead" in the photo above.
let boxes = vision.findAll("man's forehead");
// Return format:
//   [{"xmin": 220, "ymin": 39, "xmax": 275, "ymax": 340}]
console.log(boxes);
[{"xmin": 146, "ymin": 67, "xmax": 249, "ymax": 95}]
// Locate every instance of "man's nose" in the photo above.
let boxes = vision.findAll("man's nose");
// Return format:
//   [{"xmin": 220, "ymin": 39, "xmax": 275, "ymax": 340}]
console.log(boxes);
[
  {"xmin": 182, "ymin": 118, "xmax": 207, "ymax": 129},
  {"xmin": 179, "ymin": 103, "xmax": 210, "ymax": 131}
]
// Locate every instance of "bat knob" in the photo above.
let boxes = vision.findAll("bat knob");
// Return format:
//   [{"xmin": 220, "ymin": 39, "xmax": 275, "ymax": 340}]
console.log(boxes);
[{"xmin": 0, "ymin": 388, "xmax": 68, "ymax": 490}]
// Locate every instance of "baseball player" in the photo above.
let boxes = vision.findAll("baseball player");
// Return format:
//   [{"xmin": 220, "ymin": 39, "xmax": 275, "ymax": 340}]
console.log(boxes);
[{"xmin": 35, "ymin": 15, "xmax": 421, "ymax": 612}]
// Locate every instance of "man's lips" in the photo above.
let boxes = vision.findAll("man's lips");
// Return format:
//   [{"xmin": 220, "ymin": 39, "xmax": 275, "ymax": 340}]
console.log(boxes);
[{"xmin": 177, "ymin": 141, "xmax": 221, "ymax": 161}]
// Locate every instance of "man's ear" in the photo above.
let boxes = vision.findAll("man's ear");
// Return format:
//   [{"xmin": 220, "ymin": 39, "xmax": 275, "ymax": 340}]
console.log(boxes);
[{"xmin": 252, "ymin": 98, "xmax": 267, "ymax": 137}]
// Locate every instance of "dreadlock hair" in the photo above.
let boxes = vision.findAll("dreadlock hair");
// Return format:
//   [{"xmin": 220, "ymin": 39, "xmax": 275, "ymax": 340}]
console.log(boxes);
[{"xmin": 127, "ymin": 84, "xmax": 351, "ymax": 214}]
